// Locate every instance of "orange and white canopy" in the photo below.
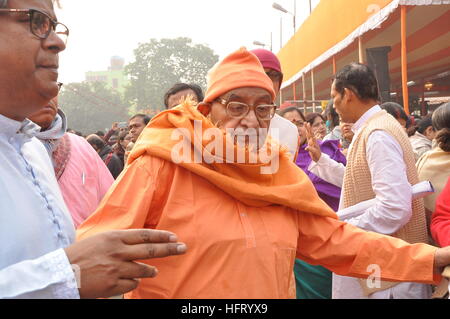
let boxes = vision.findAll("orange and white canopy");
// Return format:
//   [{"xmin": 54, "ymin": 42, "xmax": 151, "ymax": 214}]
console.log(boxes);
[{"xmin": 278, "ymin": 0, "xmax": 450, "ymax": 104}]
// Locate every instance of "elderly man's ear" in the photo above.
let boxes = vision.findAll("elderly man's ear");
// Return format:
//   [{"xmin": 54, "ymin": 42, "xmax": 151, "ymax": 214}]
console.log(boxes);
[{"xmin": 197, "ymin": 102, "xmax": 212, "ymax": 117}]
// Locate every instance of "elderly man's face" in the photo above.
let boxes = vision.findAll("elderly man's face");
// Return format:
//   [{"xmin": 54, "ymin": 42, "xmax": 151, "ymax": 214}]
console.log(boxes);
[
  {"xmin": 0, "ymin": 0, "xmax": 65, "ymax": 121},
  {"xmin": 204, "ymin": 87, "xmax": 273, "ymax": 149},
  {"xmin": 209, "ymin": 87, "xmax": 273, "ymax": 130}
]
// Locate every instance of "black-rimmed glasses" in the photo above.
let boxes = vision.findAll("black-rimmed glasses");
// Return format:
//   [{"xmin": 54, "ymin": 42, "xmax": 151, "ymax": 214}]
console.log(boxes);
[
  {"xmin": 216, "ymin": 98, "xmax": 276, "ymax": 121},
  {"xmin": 0, "ymin": 8, "xmax": 69, "ymax": 45}
]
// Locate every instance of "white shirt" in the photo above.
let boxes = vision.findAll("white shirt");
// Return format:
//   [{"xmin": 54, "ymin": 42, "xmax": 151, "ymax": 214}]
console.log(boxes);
[
  {"xmin": 309, "ymin": 153, "xmax": 345, "ymax": 188},
  {"xmin": 0, "ymin": 114, "xmax": 79, "ymax": 299},
  {"xmin": 269, "ymin": 114, "xmax": 300, "ymax": 161},
  {"xmin": 308, "ymin": 106, "xmax": 430, "ymax": 299}
]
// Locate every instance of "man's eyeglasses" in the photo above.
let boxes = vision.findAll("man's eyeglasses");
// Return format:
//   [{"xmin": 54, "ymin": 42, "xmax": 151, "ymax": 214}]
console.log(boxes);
[
  {"xmin": 216, "ymin": 98, "xmax": 276, "ymax": 121},
  {"xmin": 0, "ymin": 8, "xmax": 69, "ymax": 45}
]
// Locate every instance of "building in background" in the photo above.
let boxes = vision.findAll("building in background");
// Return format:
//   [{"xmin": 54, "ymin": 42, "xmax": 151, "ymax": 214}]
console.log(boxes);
[{"xmin": 85, "ymin": 56, "xmax": 130, "ymax": 95}]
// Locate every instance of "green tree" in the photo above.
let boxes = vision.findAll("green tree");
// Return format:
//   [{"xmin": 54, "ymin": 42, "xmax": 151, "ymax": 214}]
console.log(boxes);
[
  {"xmin": 124, "ymin": 37, "xmax": 219, "ymax": 111},
  {"xmin": 58, "ymin": 81, "xmax": 130, "ymax": 134}
]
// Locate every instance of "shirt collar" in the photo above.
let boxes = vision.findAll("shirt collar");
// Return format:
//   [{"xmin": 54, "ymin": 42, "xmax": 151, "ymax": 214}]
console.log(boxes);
[
  {"xmin": 34, "ymin": 109, "xmax": 67, "ymax": 142},
  {"xmin": 0, "ymin": 113, "xmax": 42, "ymax": 139},
  {"xmin": 352, "ymin": 105, "xmax": 382, "ymax": 134}
]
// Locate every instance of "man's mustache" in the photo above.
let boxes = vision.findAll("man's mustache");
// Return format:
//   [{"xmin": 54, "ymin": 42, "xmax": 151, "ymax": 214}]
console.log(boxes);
[{"xmin": 228, "ymin": 128, "xmax": 267, "ymax": 137}]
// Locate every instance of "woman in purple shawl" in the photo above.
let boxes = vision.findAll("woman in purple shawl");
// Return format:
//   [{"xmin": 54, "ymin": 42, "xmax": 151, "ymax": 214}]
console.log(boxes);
[
  {"xmin": 297, "ymin": 111, "xmax": 346, "ymax": 210},
  {"xmin": 280, "ymin": 108, "xmax": 346, "ymax": 210},
  {"xmin": 279, "ymin": 107, "xmax": 346, "ymax": 299}
]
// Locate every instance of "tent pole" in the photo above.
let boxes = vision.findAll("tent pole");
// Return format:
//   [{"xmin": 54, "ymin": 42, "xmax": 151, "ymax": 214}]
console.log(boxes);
[
  {"xmin": 358, "ymin": 36, "xmax": 364, "ymax": 63},
  {"xmin": 293, "ymin": 82, "xmax": 297, "ymax": 101},
  {"xmin": 302, "ymin": 74, "xmax": 307, "ymax": 114},
  {"xmin": 401, "ymin": 5, "xmax": 410, "ymax": 115},
  {"xmin": 333, "ymin": 55, "xmax": 337, "ymax": 75},
  {"xmin": 311, "ymin": 69, "xmax": 316, "ymax": 113}
]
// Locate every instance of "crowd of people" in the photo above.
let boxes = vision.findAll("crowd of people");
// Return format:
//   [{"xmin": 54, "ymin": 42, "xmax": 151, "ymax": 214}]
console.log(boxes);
[{"xmin": 2, "ymin": 0, "xmax": 450, "ymax": 300}]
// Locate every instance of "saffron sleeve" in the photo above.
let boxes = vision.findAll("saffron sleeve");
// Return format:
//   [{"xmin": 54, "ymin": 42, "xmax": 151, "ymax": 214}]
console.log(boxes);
[
  {"xmin": 76, "ymin": 155, "xmax": 163, "ymax": 240},
  {"xmin": 296, "ymin": 211, "xmax": 440, "ymax": 285},
  {"xmin": 431, "ymin": 178, "xmax": 450, "ymax": 248}
]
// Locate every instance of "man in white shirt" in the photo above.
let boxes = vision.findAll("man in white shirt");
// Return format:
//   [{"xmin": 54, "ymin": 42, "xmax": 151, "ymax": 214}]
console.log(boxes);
[
  {"xmin": 307, "ymin": 63, "xmax": 431, "ymax": 299},
  {"xmin": 0, "ymin": 0, "xmax": 186, "ymax": 299}
]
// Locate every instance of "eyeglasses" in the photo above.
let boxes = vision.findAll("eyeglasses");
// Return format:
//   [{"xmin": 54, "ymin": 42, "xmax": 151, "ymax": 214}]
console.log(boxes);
[
  {"xmin": 216, "ymin": 98, "xmax": 276, "ymax": 121},
  {"xmin": 0, "ymin": 8, "xmax": 69, "ymax": 45}
]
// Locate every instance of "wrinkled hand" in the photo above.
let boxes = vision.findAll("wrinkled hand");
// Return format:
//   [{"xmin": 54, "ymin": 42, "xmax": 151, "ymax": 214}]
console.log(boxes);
[
  {"xmin": 304, "ymin": 123, "xmax": 322, "ymax": 163},
  {"xmin": 65, "ymin": 229, "xmax": 187, "ymax": 299}
]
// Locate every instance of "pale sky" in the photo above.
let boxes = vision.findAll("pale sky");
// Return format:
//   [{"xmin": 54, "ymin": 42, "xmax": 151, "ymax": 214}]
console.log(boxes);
[{"xmin": 55, "ymin": 0, "xmax": 320, "ymax": 84}]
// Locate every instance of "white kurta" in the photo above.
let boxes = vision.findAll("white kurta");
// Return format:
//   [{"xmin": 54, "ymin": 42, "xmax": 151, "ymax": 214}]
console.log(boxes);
[{"xmin": 0, "ymin": 114, "xmax": 78, "ymax": 299}]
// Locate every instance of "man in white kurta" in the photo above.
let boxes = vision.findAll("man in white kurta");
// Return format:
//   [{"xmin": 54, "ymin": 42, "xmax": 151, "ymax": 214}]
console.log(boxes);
[
  {"xmin": 307, "ymin": 63, "xmax": 431, "ymax": 299},
  {"xmin": 0, "ymin": 0, "xmax": 186, "ymax": 299},
  {"xmin": 0, "ymin": 114, "xmax": 79, "ymax": 298}
]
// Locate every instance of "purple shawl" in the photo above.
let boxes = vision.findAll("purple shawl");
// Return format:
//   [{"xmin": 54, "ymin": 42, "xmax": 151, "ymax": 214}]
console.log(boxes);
[{"xmin": 295, "ymin": 140, "xmax": 346, "ymax": 211}]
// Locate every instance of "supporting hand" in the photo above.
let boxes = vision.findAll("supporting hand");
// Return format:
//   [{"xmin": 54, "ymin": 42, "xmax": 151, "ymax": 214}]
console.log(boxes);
[{"xmin": 65, "ymin": 229, "xmax": 187, "ymax": 299}]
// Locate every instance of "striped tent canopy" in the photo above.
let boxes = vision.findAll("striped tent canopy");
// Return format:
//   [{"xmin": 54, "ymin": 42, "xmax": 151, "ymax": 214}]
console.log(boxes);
[{"xmin": 278, "ymin": 0, "xmax": 450, "ymax": 113}]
